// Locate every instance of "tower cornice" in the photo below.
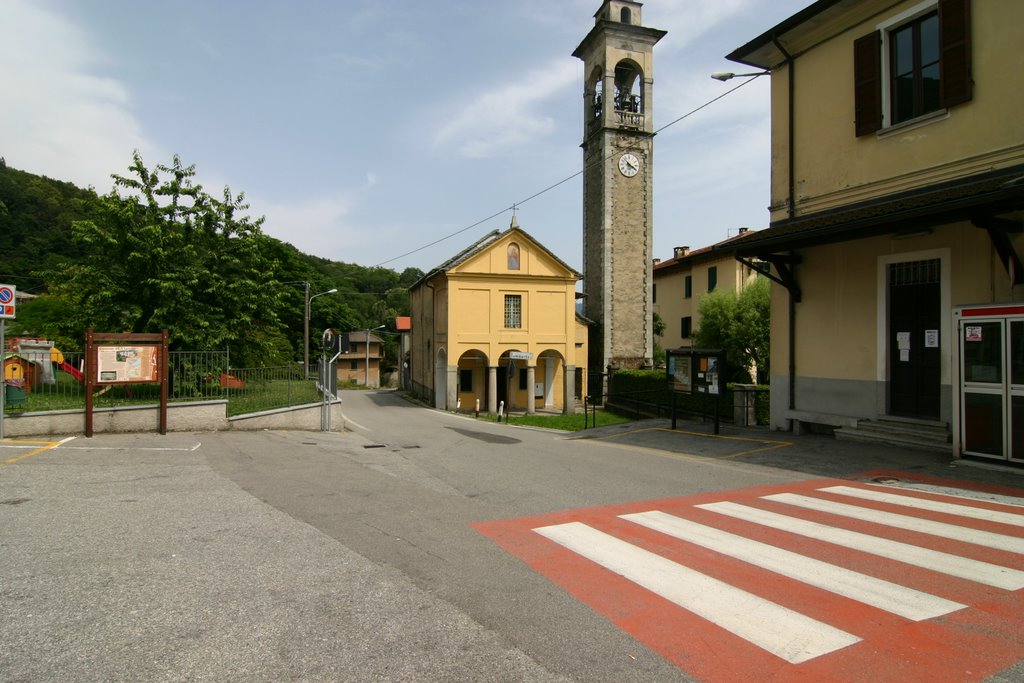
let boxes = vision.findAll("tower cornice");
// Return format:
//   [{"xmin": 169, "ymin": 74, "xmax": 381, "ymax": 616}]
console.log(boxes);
[{"xmin": 572, "ymin": 21, "xmax": 666, "ymax": 60}]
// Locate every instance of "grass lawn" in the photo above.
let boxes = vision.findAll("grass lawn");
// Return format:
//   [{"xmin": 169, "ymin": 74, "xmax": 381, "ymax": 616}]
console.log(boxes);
[
  {"xmin": 478, "ymin": 408, "xmax": 631, "ymax": 432},
  {"xmin": 225, "ymin": 379, "xmax": 320, "ymax": 416}
]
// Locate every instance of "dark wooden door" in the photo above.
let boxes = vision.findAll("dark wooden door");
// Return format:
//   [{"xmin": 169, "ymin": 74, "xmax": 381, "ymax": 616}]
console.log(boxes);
[{"xmin": 888, "ymin": 260, "xmax": 941, "ymax": 418}]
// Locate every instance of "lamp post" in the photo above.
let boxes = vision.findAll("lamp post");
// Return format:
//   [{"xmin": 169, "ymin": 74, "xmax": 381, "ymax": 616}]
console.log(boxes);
[
  {"xmin": 307, "ymin": 288, "xmax": 338, "ymax": 377},
  {"xmin": 710, "ymin": 70, "xmax": 770, "ymax": 81},
  {"xmin": 285, "ymin": 281, "xmax": 338, "ymax": 378},
  {"xmin": 365, "ymin": 324, "xmax": 386, "ymax": 387}
]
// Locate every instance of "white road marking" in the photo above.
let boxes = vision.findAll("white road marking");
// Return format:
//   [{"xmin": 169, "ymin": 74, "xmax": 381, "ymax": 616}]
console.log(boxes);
[
  {"xmin": 55, "ymin": 442, "xmax": 202, "ymax": 452},
  {"xmin": 699, "ymin": 501, "xmax": 1024, "ymax": 590},
  {"xmin": 764, "ymin": 493, "xmax": 1024, "ymax": 554},
  {"xmin": 533, "ymin": 521, "xmax": 861, "ymax": 664},
  {"xmin": 0, "ymin": 436, "xmax": 75, "ymax": 449},
  {"xmin": 341, "ymin": 413, "xmax": 369, "ymax": 431},
  {"xmin": 621, "ymin": 510, "xmax": 965, "ymax": 621},
  {"xmin": 821, "ymin": 485, "xmax": 1024, "ymax": 527}
]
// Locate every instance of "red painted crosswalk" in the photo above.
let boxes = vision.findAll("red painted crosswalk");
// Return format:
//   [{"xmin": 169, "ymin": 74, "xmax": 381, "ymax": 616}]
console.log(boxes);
[{"xmin": 473, "ymin": 474, "xmax": 1024, "ymax": 682}]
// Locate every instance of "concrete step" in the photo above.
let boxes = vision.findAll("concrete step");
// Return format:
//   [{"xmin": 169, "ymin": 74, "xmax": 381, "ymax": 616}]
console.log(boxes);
[
  {"xmin": 835, "ymin": 417, "xmax": 952, "ymax": 453},
  {"xmin": 851, "ymin": 419, "xmax": 950, "ymax": 444}
]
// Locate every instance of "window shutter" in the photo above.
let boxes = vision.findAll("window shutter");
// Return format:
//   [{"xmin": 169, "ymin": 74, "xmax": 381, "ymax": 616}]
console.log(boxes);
[
  {"xmin": 939, "ymin": 0, "xmax": 972, "ymax": 107},
  {"xmin": 853, "ymin": 31, "xmax": 882, "ymax": 136}
]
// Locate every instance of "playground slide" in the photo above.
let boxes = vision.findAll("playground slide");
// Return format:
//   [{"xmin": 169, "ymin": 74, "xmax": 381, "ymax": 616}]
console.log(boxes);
[{"xmin": 59, "ymin": 361, "xmax": 83, "ymax": 382}]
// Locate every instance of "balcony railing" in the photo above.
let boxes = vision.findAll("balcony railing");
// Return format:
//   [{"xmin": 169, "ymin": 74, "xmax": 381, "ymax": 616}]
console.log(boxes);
[{"xmin": 587, "ymin": 109, "xmax": 645, "ymax": 136}]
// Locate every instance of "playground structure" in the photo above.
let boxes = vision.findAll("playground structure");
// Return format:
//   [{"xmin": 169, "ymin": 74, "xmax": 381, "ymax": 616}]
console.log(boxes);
[{"xmin": 2, "ymin": 337, "xmax": 83, "ymax": 394}]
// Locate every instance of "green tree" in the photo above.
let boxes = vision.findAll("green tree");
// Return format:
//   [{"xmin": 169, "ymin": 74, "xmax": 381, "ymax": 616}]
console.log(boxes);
[
  {"xmin": 42, "ymin": 152, "xmax": 286, "ymax": 365},
  {"xmin": 652, "ymin": 311, "xmax": 666, "ymax": 366},
  {"xmin": 694, "ymin": 276, "xmax": 770, "ymax": 383}
]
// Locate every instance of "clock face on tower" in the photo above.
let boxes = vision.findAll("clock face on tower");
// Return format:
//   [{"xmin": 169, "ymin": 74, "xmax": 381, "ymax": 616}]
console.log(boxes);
[{"xmin": 618, "ymin": 153, "xmax": 640, "ymax": 177}]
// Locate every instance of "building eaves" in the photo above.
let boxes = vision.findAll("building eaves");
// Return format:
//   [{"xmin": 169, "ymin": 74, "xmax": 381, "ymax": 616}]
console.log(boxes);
[
  {"xmin": 730, "ymin": 166, "xmax": 1024, "ymax": 256},
  {"xmin": 410, "ymin": 226, "xmax": 581, "ymax": 291},
  {"xmin": 409, "ymin": 229, "xmax": 502, "ymax": 290},
  {"xmin": 725, "ymin": 0, "xmax": 846, "ymax": 69}
]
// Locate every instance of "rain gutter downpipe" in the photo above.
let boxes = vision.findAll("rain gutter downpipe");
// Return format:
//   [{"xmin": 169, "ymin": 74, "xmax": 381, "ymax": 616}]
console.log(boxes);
[{"xmin": 773, "ymin": 35, "xmax": 798, "ymax": 416}]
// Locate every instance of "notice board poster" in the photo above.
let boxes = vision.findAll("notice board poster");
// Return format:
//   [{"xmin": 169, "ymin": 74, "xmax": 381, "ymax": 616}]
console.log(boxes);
[
  {"xmin": 96, "ymin": 345, "xmax": 160, "ymax": 383},
  {"xmin": 667, "ymin": 353, "xmax": 692, "ymax": 393}
]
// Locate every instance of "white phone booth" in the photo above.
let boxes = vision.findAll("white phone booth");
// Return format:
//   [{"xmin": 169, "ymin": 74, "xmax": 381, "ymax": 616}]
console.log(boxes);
[{"xmin": 954, "ymin": 303, "xmax": 1024, "ymax": 461}]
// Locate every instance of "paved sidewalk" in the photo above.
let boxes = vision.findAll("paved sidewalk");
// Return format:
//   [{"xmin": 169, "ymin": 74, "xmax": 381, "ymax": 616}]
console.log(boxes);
[{"xmin": 569, "ymin": 417, "xmax": 1024, "ymax": 493}]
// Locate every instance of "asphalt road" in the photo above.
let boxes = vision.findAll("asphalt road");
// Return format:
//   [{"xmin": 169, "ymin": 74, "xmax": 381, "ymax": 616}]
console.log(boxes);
[{"xmin": 2, "ymin": 390, "xmax": 1024, "ymax": 682}]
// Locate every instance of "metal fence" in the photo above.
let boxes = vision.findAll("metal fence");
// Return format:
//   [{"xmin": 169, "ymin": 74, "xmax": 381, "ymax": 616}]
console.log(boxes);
[{"xmin": 3, "ymin": 350, "xmax": 320, "ymax": 417}]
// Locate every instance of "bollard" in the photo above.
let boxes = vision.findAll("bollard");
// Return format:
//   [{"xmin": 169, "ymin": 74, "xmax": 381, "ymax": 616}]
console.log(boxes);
[
  {"xmin": 457, "ymin": 397, "xmax": 461, "ymax": 411},
  {"xmin": 475, "ymin": 398, "xmax": 480, "ymax": 418},
  {"xmin": 498, "ymin": 400, "xmax": 504, "ymax": 422}
]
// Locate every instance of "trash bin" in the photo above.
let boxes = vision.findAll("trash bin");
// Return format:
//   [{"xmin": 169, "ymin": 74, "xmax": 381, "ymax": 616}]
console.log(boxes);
[{"xmin": 4, "ymin": 382, "xmax": 27, "ymax": 406}]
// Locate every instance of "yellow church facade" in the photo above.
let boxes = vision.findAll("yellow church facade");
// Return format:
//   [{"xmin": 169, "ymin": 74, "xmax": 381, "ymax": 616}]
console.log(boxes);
[{"xmin": 409, "ymin": 224, "xmax": 588, "ymax": 415}]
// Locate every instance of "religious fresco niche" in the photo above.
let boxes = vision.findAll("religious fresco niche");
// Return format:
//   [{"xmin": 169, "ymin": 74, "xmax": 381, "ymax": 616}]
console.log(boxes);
[{"xmin": 507, "ymin": 242, "xmax": 521, "ymax": 270}]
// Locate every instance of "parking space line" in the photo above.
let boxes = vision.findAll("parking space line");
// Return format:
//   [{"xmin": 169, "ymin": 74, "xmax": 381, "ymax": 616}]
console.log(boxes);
[
  {"xmin": 56, "ymin": 442, "xmax": 202, "ymax": 452},
  {"xmin": 1, "ymin": 436, "xmax": 76, "ymax": 466}
]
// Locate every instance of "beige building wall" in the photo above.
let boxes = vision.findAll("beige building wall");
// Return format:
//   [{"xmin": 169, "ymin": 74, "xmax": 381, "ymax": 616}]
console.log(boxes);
[
  {"xmin": 769, "ymin": 0, "xmax": 1024, "ymax": 222},
  {"xmin": 769, "ymin": 223, "xmax": 1020, "ymax": 426}
]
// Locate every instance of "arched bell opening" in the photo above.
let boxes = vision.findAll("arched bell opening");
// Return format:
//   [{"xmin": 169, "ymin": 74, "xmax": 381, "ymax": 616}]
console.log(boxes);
[{"xmin": 614, "ymin": 59, "xmax": 644, "ymax": 128}]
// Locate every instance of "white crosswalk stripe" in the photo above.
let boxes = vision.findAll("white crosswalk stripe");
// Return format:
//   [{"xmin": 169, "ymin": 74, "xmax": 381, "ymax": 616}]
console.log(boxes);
[
  {"xmin": 698, "ymin": 500, "xmax": 1024, "ymax": 589},
  {"xmin": 534, "ymin": 521, "xmax": 862, "ymax": 664},
  {"xmin": 530, "ymin": 483, "xmax": 1024, "ymax": 664},
  {"xmin": 820, "ymin": 485, "xmax": 1024, "ymax": 527},
  {"xmin": 764, "ymin": 492, "xmax": 1024, "ymax": 554},
  {"xmin": 620, "ymin": 510, "xmax": 965, "ymax": 620}
]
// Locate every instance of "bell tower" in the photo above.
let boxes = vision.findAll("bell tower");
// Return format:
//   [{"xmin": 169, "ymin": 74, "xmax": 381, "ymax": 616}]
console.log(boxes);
[{"xmin": 574, "ymin": 1, "xmax": 665, "ymax": 373}]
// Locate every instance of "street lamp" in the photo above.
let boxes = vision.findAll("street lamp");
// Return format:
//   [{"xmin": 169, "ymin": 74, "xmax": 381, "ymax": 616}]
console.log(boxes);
[
  {"xmin": 710, "ymin": 70, "xmax": 770, "ymax": 81},
  {"xmin": 308, "ymin": 288, "xmax": 338, "ymax": 377},
  {"xmin": 285, "ymin": 281, "xmax": 338, "ymax": 378},
  {"xmin": 365, "ymin": 324, "xmax": 386, "ymax": 387}
]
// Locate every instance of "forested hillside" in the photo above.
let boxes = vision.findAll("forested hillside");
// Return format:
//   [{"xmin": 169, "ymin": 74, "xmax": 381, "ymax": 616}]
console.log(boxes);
[{"xmin": 0, "ymin": 156, "xmax": 421, "ymax": 366}]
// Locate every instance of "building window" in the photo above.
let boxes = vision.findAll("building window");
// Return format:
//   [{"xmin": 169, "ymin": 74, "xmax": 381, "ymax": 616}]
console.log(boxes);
[
  {"xmin": 708, "ymin": 267, "xmax": 718, "ymax": 292},
  {"xmin": 684, "ymin": 275, "xmax": 692, "ymax": 299},
  {"xmin": 350, "ymin": 360, "xmax": 359, "ymax": 370},
  {"xmin": 460, "ymin": 369, "xmax": 473, "ymax": 392},
  {"xmin": 652, "ymin": 283, "xmax": 657, "ymax": 303},
  {"xmin": 854, "ymin": 0, "xmax": 972, "ymax": 136},
  {"xmin": 504, "ymin": 294, "xmax": 522, "ymax": 328},
  {"xmin": 681, "ymin": 316, "xmax": 692, "ymax": 339},
  {"xmin": 519, "ymin": 368, "xmax": 529, "ymax": 391},
  {"xmin": 890, "ymin": 12, "xmax": 940, "ymax": 124}
]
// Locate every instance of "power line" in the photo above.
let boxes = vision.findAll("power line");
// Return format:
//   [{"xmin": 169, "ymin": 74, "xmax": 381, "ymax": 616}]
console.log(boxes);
[{"xmin": 372, "ymin": 75, "xmax": 761, "ymax": 268}]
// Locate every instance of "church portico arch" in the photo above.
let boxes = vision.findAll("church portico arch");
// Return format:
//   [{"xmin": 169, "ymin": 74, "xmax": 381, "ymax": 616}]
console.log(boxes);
[{"xmin": 456, "ymin": 349, "xmax": 489, "ymax": 413}]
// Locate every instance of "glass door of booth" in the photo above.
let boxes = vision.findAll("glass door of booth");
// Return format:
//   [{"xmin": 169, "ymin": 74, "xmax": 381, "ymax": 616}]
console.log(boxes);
[{"xmin": 958, "ymin": 309, "xmax": 1024, "ymax": 461}]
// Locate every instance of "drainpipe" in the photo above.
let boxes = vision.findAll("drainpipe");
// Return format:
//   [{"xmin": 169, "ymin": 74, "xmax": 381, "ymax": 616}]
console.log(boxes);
[
  {"xmin": 773, "ymin": 36, "xmax": 796, "ymax": 220},
  {"xmin": 773, "ymin": 37, "xmax": 798, "ymax": 415}
]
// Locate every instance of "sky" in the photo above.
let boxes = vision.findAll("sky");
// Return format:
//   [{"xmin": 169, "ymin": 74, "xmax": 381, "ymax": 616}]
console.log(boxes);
[{"xmin": 1, "ymin": 0, "xmax": 810, "ymax": 275}]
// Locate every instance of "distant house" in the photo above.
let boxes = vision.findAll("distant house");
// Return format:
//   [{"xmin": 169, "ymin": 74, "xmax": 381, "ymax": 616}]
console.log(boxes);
[
  {"xmin": 336, "ymin": 331, "xmax": 385, "ymax": 388},
  {"xmin": 724, "ymin": 0, "xmax": 1024, "ymax": 459},
  {"xmin": 653, "ymin": 229, "xmax": 761, "ymax": 351},
  {"xmin": 409, "ymin": 221, "xmax": 588, "ymax": 414}
]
